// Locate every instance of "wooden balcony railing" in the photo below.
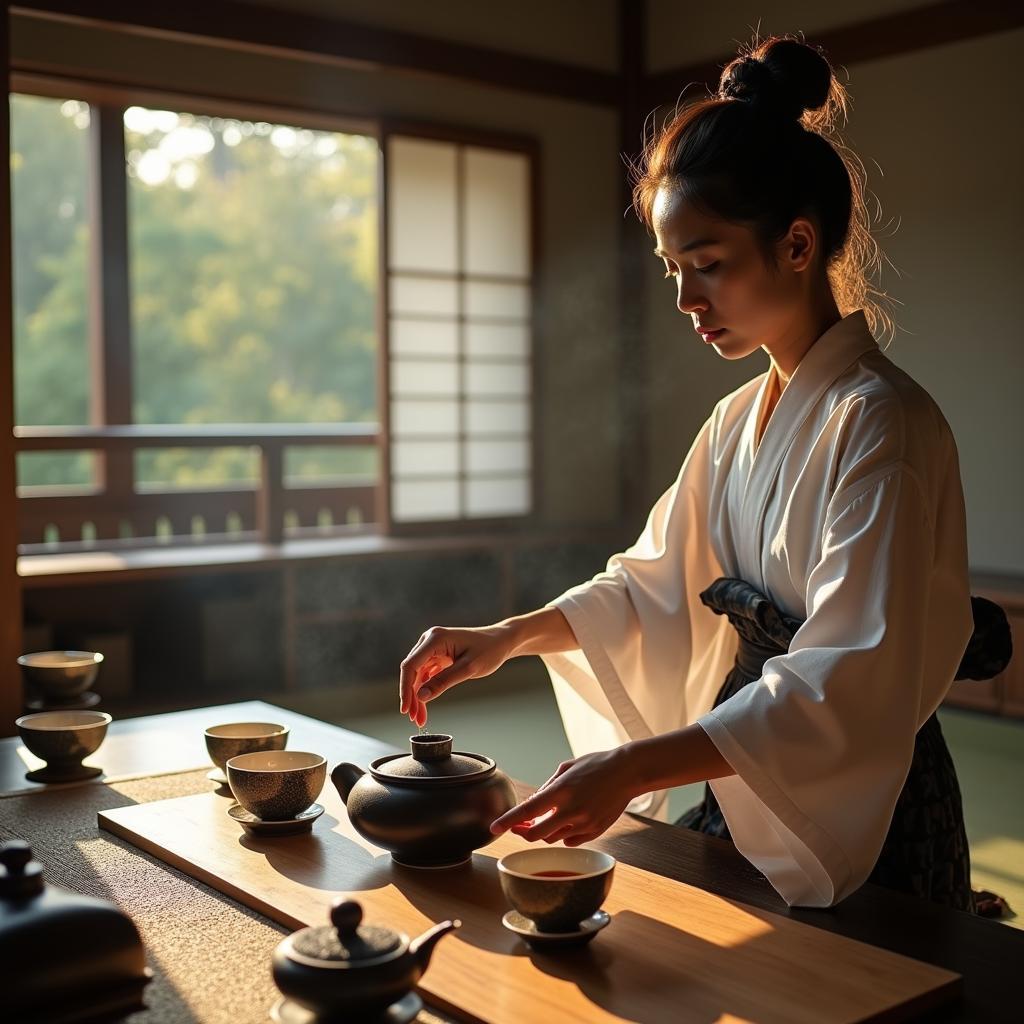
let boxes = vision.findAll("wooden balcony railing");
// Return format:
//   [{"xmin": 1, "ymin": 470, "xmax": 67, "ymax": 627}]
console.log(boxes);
[{"xmin": 15, "ymin": 424, "xmax": 380, "ymax": 551}]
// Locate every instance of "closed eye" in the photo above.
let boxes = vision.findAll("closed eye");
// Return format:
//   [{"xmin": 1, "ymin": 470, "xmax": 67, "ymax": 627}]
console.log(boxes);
[{"xmin": 663, "ymin": 262, "xmax": 719, "ymax": 279}]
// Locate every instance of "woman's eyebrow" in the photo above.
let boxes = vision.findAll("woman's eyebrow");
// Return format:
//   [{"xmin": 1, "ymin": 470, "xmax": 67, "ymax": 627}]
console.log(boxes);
[{"xmin": 653, "ymin": 238, "xmax": 719, "ymax": 256}]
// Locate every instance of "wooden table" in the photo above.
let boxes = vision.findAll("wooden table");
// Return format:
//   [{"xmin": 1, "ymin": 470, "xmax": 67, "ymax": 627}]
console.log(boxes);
[{"xmin": 2, "ymin": 701, "xmax": 1021, "ymax": 1022}]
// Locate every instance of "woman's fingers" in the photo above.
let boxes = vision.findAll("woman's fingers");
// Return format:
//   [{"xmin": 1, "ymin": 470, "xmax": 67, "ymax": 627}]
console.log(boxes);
[
  {"xmin": 413, "ymin": 655, "xmax": 477, "ymax": 703},
  {"xmin": 409, "ymin": 657, "xmax": 451, "ymax": 724},
  {"xmin": 537, "ymin": 759, "xmax": 575, "ymax": 792},
  {"xmin": 515, "ymin": 809, "xmax": 580, "ymax": 843},
  {"xmin": 399, "ymin": 635, "xmax": 453, "ymax": 719},
  {"xmin": 563, "ymin": 832, "xmax": 600, "ymax": 848},
  {"xmin": 491, "ymin": 788, "xmax": 561, "ymax": 836},
  {"xmin": 541, "ymin": 823, "xmax": 578, "ymax": 845}
]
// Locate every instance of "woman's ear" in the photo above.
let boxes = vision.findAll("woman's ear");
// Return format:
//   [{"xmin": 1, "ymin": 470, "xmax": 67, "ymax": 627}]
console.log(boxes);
[{"xmin": 782, "ymin": 217, "xmax": 818, "ymax": 272}]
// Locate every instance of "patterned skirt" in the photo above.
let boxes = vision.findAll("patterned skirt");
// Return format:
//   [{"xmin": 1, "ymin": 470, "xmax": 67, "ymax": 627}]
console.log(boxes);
[{"xmin": 675, "ymin": 577, "xmax": 976, "ymax": 912}]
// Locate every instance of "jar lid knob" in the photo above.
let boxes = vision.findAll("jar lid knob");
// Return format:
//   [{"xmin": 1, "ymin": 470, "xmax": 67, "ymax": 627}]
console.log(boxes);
[
  {"xmin": 330, "ymin": 899, "xmax": 363, "ymax": 936},
  {"xmin": 0, "ymin": 840, "xmax": 44, "ymax": 898}
]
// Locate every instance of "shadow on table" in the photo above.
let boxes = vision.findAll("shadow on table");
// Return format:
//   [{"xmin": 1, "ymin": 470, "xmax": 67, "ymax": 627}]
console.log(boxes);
[
  {"xmin": 238, "ymin": 817, "xmax": 394, "ymax": 894},
  {"xmin": 395, "ymin": 852, "xmax": 528, "ymax": 958},
  {"xmin": 244, "ymin": 821, "xmax": 525, "ymax": 958}
]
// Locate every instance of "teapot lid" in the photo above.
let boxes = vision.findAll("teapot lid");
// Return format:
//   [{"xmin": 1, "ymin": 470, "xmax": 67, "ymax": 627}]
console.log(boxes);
[
  {"xmin": 287, "ymin": 900, "xmax": 403, "ymax": 967},
  {"xmin": 370, "ymin": 734, "xmax": 495, "ymax": 786}
]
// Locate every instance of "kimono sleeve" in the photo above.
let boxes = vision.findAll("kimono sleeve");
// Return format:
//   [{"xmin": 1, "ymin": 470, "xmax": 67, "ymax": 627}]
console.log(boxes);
[
  {"xmin": 697, "ymin": 465, "xmax": 973, "ymax": 907},
  {"xmin": 539, "ymin": 413, "xmax": 734, "ymax": 814}
]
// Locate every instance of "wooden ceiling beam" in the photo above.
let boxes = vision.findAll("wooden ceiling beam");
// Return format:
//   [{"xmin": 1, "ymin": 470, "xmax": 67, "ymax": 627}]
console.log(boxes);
[
  {"xmin": 11, "ymin": 0, "xmax": 621, "ymax": 108},
  {"xmin": 643, "ymin": 0, "xmax": 1024, "ymax": 110}
]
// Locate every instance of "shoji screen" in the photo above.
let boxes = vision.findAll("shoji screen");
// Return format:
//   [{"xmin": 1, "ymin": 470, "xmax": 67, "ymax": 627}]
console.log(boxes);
[{"xmin": 384, "ymin": 132, "xmax": 534, "ymax": 528}]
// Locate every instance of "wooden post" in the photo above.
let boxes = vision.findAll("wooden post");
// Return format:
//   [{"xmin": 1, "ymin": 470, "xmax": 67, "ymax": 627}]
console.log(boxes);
[
  {"xmin": 0, "ymin": 2, "xmax": 24, "ymax": 731},
  {"xmin": 257, "ymin": 443, "xmax": 284, "ymax": 545},
  {"xmin": 89, "ymin": 103, "xmax": 135, "ymax": 534},
  {"xmin": 617, "ymin": 0, "xmax": 649, "ymax": 530}
]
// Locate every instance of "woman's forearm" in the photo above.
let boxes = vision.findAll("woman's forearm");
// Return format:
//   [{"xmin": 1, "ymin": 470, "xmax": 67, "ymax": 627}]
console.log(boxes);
[
  {"xmin": 625, "ymin": 723, "xmax": 735, "ymax": 796},
  {"xmin": 498, "ymin": 610, "xmax": 734, "ymax": 795},
  {"xmin": 501, "ymin": 606, "xmax": 579, "ymax": 658}
]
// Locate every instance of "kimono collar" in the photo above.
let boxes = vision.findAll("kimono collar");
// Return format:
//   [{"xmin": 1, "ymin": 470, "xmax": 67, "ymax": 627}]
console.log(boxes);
[
  {"xmin": 753, "ymin": 309, "xmax": 877, "ymax": 468},
  {"xmin": 739, "ymin": 309, "xmax": 878, "ymax": 586},
  {"xmin": 778, "ymin": 309, "xmax": 877, "ymax": 398}
]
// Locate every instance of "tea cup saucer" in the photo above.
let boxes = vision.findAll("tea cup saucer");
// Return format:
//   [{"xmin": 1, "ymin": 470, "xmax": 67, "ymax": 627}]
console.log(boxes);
[
  {"xmin": 501, "ymin": 908, "xmax": 610, "ymax": 949},
  {"xmin": 270, "ymin": 991, "xmax": 422, "ymax": 1023},
  {"xmin": 228, "ymin": 802, "xmax": 324, "ymax": 837},
  {"xmin": 207, "ymin": 766, "xmax": 230, "ymax": 787}
]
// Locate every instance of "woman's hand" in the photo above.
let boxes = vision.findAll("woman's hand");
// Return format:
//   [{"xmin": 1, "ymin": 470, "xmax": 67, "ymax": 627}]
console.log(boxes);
[
  {"xmin": 489, "ymin": 746, "xmax": 640, "ymax": 847},
  {"xmin": 399, "ymin": 624, "xmax": 517, "ymax": 727}
]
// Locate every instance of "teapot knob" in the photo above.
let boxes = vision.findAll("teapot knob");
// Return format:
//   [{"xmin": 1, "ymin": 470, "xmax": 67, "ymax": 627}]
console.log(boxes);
[
  {"xmin": 409, "ymin": 733, "xmax": 453, "ymax": 762},
  {"xmin": 330, "ymin": 898, "xmax": 363, "ymax": 936}
]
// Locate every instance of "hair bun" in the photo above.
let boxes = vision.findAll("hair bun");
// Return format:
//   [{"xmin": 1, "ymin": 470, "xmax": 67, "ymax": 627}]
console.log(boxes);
[{"xmin": 719, "ymin": 38, "xmax": 832, "ymax": 123}]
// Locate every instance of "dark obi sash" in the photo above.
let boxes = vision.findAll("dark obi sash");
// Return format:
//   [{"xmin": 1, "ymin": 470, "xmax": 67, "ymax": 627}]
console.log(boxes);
[{"xmin": 675, "ymin": 577, "xmax": 1012, "ymax": 912}]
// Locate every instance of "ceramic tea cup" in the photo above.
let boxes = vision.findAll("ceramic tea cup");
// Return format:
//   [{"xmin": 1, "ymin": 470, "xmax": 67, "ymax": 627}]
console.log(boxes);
[
  {"xmin": 497, "ymin": 848, "xmax": 615, "ymax": 932},
  {"xmin": 205, "ymin": 722, "xmax": 289, "ymax": 770},
  {"xmin": 18, "ymin": 651, "xmax": 103, "ymax": 702},
  {"xmin": 227, "ymin": 750, "xmax": 326, "ymax": 821},
  {"xmin": 16, "ymin": 710, "xmax": 112, "ymax": 769}
]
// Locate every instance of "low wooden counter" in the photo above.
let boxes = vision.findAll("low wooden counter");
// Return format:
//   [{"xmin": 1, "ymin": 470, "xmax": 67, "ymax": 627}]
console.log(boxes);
[{"xmin": 1, "ymin": 701, "xmax": 1020, "ymax": 1022}]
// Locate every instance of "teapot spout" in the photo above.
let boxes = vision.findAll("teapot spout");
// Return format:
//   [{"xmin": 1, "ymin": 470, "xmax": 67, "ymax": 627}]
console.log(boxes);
[
  {"xmin": 330, "ymin": 762, "xmax": 366, "ymax": 804},
  {"xmin": 410, "ymin": 919, "xmax": 460, "ymax": 973}
]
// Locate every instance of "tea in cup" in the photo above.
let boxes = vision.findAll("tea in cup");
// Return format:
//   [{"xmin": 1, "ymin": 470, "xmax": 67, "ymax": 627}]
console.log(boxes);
[{"xmin": 497, "ymin": 848, "xmax": 615, "ymax": 932}]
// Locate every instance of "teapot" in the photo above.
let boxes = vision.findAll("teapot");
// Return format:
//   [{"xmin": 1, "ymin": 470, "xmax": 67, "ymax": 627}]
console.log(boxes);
[
  {"xmin": 332, "ymin": 734, "xmax": 517, "ymax": 868},
  {"xmin": 271, "ymin": 898, "xmax": 458, "ymax": 1019}
]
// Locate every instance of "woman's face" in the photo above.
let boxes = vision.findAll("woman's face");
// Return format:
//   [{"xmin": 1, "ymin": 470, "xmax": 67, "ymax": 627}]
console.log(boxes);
[{"xmin": 651, "ymin": 185, "xmax": 815, "ymax": 361}]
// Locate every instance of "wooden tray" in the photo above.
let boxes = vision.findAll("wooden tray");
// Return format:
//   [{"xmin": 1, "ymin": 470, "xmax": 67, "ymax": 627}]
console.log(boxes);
[{"xmin": 100, "ymin": 785, "xmax": 959, "ymax": 1024}]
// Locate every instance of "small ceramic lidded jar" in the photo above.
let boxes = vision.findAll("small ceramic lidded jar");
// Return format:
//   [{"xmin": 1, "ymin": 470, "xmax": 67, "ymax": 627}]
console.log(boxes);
[
  {"xmin": 272, "ymin": 898, "xmax": 459, "ymax": 1019},
  {"xmin": 332, "ymin": 733, "xmax": 517, "ymax": 868},
  {"xmin": 0, "ymin": 840, "xmax": 152, "ymax": 1021}
]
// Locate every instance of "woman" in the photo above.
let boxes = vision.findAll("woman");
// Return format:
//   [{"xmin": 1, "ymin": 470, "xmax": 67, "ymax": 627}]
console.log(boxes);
[{"xmin": 398, "ymin": 36, "xmax": 995, "ymax": 911}]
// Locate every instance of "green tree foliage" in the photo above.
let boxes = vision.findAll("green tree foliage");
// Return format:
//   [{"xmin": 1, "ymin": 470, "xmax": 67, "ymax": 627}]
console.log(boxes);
[
  {"xmin": 11, "ymin": 95, "xmax": 379, "ymax": 490},
  {"xmin": 11, "ymin": 96, "xmax": 92, "ymax": 486}
]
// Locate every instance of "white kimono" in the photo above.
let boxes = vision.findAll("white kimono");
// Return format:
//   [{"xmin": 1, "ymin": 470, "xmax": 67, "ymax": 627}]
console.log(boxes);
[{"xmin": 541, "ymin": 309, "xmax": 974, "ymax": 908}]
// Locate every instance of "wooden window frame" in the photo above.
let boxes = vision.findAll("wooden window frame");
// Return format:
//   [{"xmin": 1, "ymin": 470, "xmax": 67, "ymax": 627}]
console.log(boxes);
[
  {"xmin": 378, "ymin": 118, "xmax": 542, "ymax": 537},
  {"xmin": 9, "ymin": 76, "xmax": 543, "ymax": 547}
]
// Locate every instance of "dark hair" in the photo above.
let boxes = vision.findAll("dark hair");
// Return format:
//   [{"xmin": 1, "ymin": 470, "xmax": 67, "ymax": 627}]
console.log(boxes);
[{"xmin": 631, "ymin": 34, "xmax": 894, "ymax": 340}]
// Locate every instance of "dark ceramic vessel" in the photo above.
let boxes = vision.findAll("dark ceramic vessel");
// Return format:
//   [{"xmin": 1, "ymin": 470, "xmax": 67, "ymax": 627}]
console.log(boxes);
[
  {"xmin": 1, "ymin": 841, "xmax": 152, "ymax": 1020},
  {"xmin": 18, "ymin": 651, "xmax": 103, "ymax": 702},
  {"xmin": 332, "ymin": 734, "xmax": 517, "ymax": 868},
  {"xmin": 16, "ymin": 710, "xmax": 111, "ymax": 781},
  {"xmin": 205, "ymin": 721, "xmax": 289, "ymax": 769},
  {"xmin": 497, "ymin": 848, "xmax": 615, "ymax": 932},
  {"xmin": 272, "ymin": 899, "xmax": 458, "ymax": 1018},
  {"xmin": 227, "ymin": 750, "xmax": 326, "ymax": 821}
]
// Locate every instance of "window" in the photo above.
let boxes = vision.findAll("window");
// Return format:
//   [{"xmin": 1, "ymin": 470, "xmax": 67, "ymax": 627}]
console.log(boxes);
[
  {"xmin": 11, "ymin": 94, "xmax": 94, "ymax": 488},
  {"xmin": 11, "ymin": 88, "xmax": 537, "ymax": 551},
  {"xmin": 386, "ymin": 135, "xmax": 534, "ymax": 524},
  {"xmin": 125, "ymin": 106, "xmax": 379, "ymax": 492}
]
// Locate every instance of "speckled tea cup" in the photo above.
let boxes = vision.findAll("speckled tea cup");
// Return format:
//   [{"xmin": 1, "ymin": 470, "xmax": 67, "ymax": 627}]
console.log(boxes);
[
  {"xmin": 497, "ymin": 848, "xmax": 615, "ymax": 932},
  {"xmin": 18, "ymin": 651, "xmax": 103, "ymax": 701},
  {"xmin": 227, "ymin": 750, "xmax": 326, "ymax": 821},
  {"xmin": 16, "ymin": 710, "xmax": 112, "ymax": 767},
  {"xmin": 205, "ymin": 722, "xmax": 289, "ymax": 770}
]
